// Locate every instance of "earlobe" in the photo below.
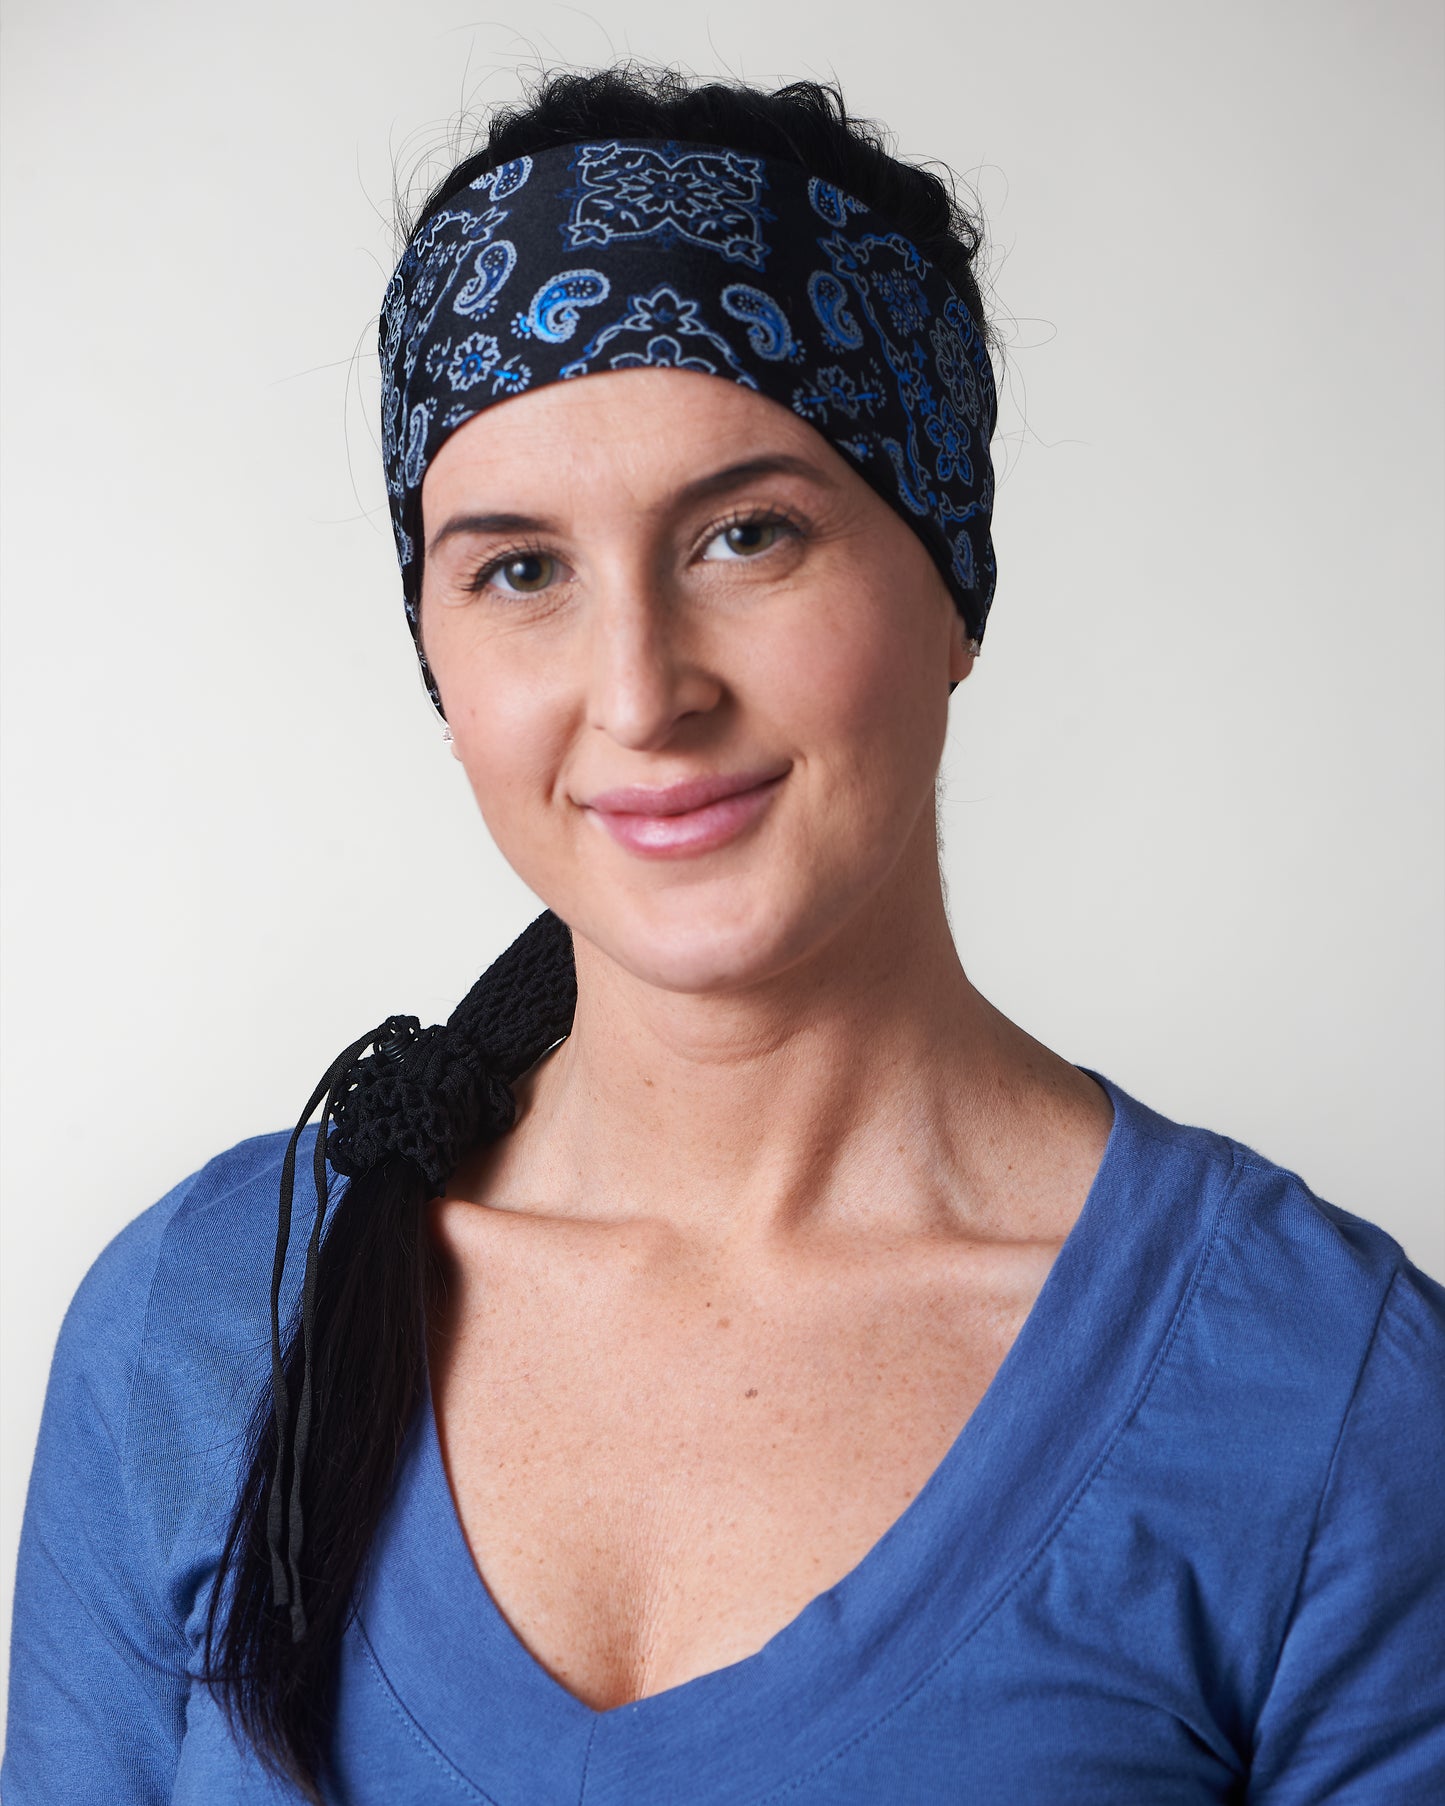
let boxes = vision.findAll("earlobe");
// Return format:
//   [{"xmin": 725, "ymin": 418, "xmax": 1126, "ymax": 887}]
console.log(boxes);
[{"xmin": 948, "ymin": 627, "xmax": 981, "ymax": 686}]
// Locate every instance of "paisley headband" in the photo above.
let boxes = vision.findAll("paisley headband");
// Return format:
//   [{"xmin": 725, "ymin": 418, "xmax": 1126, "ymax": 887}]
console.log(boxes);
[{"xmin": 378, "ymin": 137, "xmax": 999, "ymax": 712}]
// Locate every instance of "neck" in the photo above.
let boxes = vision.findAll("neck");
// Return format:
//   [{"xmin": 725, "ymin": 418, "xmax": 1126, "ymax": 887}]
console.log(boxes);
[{"xmin": 494, "ymin": 853, "xmax": 1083, "ymax": 1251}]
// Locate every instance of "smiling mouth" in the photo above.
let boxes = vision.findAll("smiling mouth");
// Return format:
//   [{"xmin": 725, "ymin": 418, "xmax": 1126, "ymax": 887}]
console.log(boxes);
[{"xmin": 584, "ymin": 769, "xmax": 789, "ymax": 859}]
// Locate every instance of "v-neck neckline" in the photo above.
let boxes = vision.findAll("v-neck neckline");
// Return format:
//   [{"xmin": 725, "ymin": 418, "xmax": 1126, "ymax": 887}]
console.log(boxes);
[{"xmin": 354, "ymin": 1067, "xmax": 1224, "ymax": 1805}]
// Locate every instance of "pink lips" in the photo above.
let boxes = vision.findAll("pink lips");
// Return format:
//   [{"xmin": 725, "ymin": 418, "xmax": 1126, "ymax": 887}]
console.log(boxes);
[{"xmin": 583, "ymin": 766, "xmax": 789, "ymax": 859}]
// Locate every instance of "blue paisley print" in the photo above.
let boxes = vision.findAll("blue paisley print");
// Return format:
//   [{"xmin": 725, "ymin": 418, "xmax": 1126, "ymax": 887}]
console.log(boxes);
[
  {"xmin": 720, "ymin": 284, "xmax": 801, "ymax": 362},
  {"xmin": 470, "ymin": 155, "xmax": 533, "ymax": 200},
  {"xmin": 446, "ymin": 333, "xmax": 500, "ymax": 390},
  {"xmin": 807, "ymin": 270, "xmax": 864, "ymax": 352},
  {"xmin": 930, "ymin": 297, "xmax": 983, "ymax": 425},
  {"xmin": 806, "ymin": 177, "xmax": 869, "ymax": 229},
  {"xmin": 402, "ymin": 401, "xmax": 434, "ymax": 489},
  {"xmin": 379, "ymin": 137, "xmax": 998, "ymax": 713},
  {"xmin": 873, "ymin": 269, "xmax": 930, "ymax": 337},
  {"xmin": 792, "ymin": 362, "xmax": 886, "ymax": 423},
  {"xmin": 455, "ymin": 242, "xmax": 518, "ymax": 319},
  {"xmin": 430, "ymin": 333, "xmax": 533, "ymax": 398},
  {"xmin": 512, "ymin": 270, "xmax": 610, "ymax": 344},
  {"xmin": 490, "ymin": 356, "xmax": 532, "ymax": 396},
  {"xmin": 561, "ymin": 141, "xmax": 773, "ymax": 268},
  {"xmin": 559, "ymin": 284, "xmax": 755, "ymax": 385},
  {"xmin": 611, "ymin": 336, "xmax": 719, "ymax": 374}
]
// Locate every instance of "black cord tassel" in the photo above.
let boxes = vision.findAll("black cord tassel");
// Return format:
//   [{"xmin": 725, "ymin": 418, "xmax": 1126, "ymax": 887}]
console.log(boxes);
[{"xmin": 267, "ymin": 1017, "xmax": 418, "ymax": 1640}]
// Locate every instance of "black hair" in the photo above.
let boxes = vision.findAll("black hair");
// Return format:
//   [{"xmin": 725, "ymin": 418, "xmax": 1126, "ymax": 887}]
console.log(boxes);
[{"xmin": 203, "ymin": 61, "xmax": 995, "ymax": 1801}]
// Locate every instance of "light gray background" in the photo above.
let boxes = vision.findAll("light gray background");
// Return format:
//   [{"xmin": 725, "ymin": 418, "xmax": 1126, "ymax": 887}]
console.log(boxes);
[{"xmin": 2, "ymin": 0, "xmax": 1441, "ymax": 1717}]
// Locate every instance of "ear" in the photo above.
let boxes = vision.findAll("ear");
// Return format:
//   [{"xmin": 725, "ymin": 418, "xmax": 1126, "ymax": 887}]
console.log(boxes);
[{"xmin": 947, "ymin": 611, "xmax": 980, "ymax": 686}]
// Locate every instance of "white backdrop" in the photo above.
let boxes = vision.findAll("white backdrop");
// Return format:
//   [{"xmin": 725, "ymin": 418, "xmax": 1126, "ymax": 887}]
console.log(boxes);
[{"xmin": 2, "ymin": 0, "xmax": 1441, "ymax": 1716}]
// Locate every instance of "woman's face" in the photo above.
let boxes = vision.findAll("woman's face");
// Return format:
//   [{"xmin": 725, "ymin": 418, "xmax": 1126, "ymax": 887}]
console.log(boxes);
[{"xmin": 419, "ymin": 368, "xmax": 975, "ymax": 994}]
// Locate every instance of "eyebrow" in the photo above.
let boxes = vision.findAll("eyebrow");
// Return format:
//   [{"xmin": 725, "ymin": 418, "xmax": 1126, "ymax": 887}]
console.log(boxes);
[{"xmin": 425, "ymin": 452, "xmax": 839, "ymax": 558}]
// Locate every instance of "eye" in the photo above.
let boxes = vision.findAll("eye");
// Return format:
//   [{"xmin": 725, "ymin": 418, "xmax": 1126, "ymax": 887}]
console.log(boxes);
[
  {"xmin": 700, "ymin": 514, "xmax": 795, "ymax": 562},
  {"xmin": 470, "ymin": 548, "xmax": 560, "ymax": 596}
]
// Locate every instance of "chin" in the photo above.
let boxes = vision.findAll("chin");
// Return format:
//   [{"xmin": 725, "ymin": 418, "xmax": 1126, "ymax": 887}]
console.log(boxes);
[{"xmin": 571, "ymin": 882, "xmax": 829, "ymax": 996}]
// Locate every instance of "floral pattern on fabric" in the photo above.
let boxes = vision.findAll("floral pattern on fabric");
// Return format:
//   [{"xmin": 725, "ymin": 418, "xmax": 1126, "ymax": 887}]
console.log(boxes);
[{"xmin": 560, "ymin": 140, "xmax": 774, "ymax": 267}]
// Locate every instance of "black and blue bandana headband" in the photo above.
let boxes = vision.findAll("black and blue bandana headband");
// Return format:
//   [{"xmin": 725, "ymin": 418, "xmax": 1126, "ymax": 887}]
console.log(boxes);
[{"xmin": 379, "ymin": 137, "xmax": 999, "ymax": 713}]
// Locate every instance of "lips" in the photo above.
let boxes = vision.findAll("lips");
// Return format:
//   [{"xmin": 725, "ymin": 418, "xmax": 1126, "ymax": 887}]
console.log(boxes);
[{"xmin": 583, "ymin": 765, "xmax": 789, "ymax": 859}]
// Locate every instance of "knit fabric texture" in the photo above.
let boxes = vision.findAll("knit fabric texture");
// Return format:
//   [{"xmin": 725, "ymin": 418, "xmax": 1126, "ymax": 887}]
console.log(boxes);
[{"xmin": 327, "ymin": 909, "xmax": 577, "ymax": 1192}]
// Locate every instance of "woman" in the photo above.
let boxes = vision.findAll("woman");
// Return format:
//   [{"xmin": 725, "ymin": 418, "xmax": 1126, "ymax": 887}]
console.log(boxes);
[{"xmin": 5, "ymin": 63, "xmax": 1443, "ymax": 1805}]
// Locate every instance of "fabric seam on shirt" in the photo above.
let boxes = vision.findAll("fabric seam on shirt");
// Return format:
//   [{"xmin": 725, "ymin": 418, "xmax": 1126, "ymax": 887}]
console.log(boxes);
[
  {"xmin": 122, "ymin": 1130, "xmax": 344, "ymax": 1657},
  {"xmin": 356, "ymin": 1616, "xmax": 504, "ymax": 1804},
  {"xmin": 575, "ymin": 1718, "xmax": 600, "ymax": 1806},
  {"xmin": 1114, "ymin": 1109, "xmax": 1237, "ymax": 1172},
  {"xmin": 115, "ymin": 1167, "xmax": 206, "ymax": 1660},
  {"xmin": 1244, "ymin": 1260, "xmax": 1404, "ymax": 1763},
  {"xmin": 748, "ymin": 1135, "xmax": 1250, "ymax": 1804}
]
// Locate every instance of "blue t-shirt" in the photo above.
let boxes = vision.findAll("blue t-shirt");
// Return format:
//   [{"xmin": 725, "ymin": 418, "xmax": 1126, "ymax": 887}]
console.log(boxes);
[{"xmin": 5, "ymin": 1067, "xmax": 1444, "ymax": 1803}]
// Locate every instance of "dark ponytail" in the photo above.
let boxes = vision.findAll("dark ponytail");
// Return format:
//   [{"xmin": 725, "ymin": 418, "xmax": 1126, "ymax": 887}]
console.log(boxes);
[{"xmin": 203, "ymin": 910, "xmax": 576, "ymax": 1799}]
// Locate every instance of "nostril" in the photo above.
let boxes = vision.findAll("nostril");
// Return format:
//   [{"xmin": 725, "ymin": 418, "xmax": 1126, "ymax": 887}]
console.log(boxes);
[{"xmin": 586, "ymin": 650, "xmax": 722, "ymax": 749}]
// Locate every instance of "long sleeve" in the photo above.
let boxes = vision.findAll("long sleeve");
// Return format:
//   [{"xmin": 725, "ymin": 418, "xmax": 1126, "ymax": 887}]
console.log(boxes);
[
  {"xmin": 1248, "ymin": 1261, "xmax": 1445, "ymax": 1802},
  {"xmin": 3, "ymin": 1188, "xmax": 195, "ymax": 1803}
]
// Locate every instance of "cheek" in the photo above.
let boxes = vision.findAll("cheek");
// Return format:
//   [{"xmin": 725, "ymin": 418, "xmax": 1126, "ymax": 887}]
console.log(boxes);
[
  {"xmin": 443, "ymin": 658, "xmax": 571, "ymax": 855},
  {"xmin": 766, "ymin": 564, "xmax": 949, "ymax": 786}
]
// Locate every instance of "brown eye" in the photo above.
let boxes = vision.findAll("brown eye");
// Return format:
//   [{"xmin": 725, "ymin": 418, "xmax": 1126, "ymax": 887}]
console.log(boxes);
[
  {"xmin": 480, "ymin": 551, "xmax": 557, "ymax": 595},
  {"xmin": 702, "ymin": 517, "xmax": 787, "ymax": 561}
]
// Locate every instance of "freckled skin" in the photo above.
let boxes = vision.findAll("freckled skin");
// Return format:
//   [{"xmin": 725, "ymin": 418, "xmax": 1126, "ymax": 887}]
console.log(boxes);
[{"xmin": 421, "ymin": 368, "xmax": 1115, "ymax": 1711}]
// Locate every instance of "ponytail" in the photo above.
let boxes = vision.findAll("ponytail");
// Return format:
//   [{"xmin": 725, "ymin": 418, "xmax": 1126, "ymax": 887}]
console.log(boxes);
[{"xmin": 203, "ymin": 910, "xmax": 577, "ymax": 1798}]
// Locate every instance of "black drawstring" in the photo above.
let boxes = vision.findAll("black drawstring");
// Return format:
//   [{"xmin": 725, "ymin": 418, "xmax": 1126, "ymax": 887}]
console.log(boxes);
[{"xmin": 267, "ymin": 1019, "xmax": 415, "ymax": 1641}]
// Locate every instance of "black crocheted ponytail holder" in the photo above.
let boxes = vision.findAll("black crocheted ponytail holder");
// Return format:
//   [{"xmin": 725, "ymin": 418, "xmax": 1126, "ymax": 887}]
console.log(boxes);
[
  {"xmin": 328, "ymin": 906, "xmax": 577, "ymax": 1189},
  {"xmin": 326, "ymin": 1022, "xmax": 516, "ymax": 1193}
]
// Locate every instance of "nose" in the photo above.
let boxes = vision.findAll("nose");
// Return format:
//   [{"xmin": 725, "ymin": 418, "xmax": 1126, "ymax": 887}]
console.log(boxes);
[{"xmin": 583, "ymin": 568, "xmax": 723, "ymax": 749}]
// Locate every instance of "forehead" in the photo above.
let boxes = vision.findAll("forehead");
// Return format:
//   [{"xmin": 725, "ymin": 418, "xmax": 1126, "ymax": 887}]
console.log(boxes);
[{"xmin": 421, "ymin": 366, "xmax": 849, "ymax": 506}]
